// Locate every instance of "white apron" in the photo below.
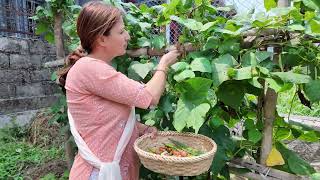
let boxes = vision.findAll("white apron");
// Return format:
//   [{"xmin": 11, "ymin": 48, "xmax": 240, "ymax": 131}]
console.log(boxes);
[{"xmin": 68, "ymin": 107, "xmax": 136, "ymax": 180}]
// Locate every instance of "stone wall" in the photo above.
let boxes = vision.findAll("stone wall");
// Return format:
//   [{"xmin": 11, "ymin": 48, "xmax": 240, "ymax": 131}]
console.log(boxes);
[{"xmin": 0, "ymin": 37, "xmax": 61, "ymax": 115}]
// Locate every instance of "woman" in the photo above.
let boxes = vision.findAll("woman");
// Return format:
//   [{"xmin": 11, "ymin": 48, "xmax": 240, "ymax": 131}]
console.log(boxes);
[{"xmin": 57, "ymin": 1, "xmax": 180, "ymax": 180}]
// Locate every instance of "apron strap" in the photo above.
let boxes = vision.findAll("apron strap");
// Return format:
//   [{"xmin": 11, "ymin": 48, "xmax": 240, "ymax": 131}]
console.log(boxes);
[{"xmin": 68, "ymin": 107, "xmax": 136, "ymax": 180}]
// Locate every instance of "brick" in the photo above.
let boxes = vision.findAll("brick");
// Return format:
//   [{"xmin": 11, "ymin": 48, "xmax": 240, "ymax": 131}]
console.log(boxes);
[
  {"xmin": 0, "ymin": 69, "xmax": 30, "ymax": 83},
  {"xmin": 0, "ymin": 95, "xmax": 60, "ymax": 114},
  {"xmin": 0, "ymin": 83, "xmax": 16, "ymax": 98},
  {"xmin": 16, "ymin": 83, "xmax": 44, "ymax": 97},
  {"xmin": 10, "ymin": 54, "xmax": 32, "ymax": 69},
  {"xmin": 42, "ymin": 81, "xmax": 61, "ymax": 95},
  {"xmin": 29, "ymin": 40, "xmax": 47, "ymax": 54},
  {"xmin": 30, "ymin": 69, "xmax": 51, "ymax": 82},
  {"xmin": 0, "ymin": 53, "xmax": 9, "ymax": 69},
  {"xmin": 0, "ymin": 37, "xmax": 29, "ymax": 54}
]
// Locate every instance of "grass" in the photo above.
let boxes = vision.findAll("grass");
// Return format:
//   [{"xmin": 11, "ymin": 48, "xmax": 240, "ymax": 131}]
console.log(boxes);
[
  {"xmin": 277, "ymin": 87, "xmax": 320, "ymax": 117},
  {"xmin": 0, "ymin": 120, "xmax": 65, "ymax": 180}
]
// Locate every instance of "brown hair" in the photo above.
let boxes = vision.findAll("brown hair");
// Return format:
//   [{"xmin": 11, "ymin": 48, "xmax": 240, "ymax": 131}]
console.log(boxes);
[{"xmin": 57, "ymin": 1, "xmax": 122, "ymax": 87}]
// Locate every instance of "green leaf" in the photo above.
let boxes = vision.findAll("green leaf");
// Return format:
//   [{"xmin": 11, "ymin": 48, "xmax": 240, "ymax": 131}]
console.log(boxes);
[
  {"xmin": 209, "ymin": 116, "xmax": 224, "ymax": 128},
  {"xmin": 288, "ymin": 24, "xmax": 306, "ymax": 31},
  {"xmin": 249, "ymin": 77, "xmax": 263, "ymax": 88},
  {"xmin": 303, "ymin": 80, "xmax": 320, "ymax": 102},
  {"xmin": 264, "ymin": 0, "xmax": 277, "ymax": 11},
  {"xmin": 201, "ymin": 21, "xmax": 218, "ymax": 32},
  {"xmin": 207, "ymin": 89, "xmax": 217, "ymax": 107},
  {"xmin": 234, "ymin": 67, "xmax": 252, "ymax": 80},
  {"xmin": 44, "ymin": 32, "xmax": 55, "ymax": 44},
  {"xmin": 173, "ymin": 98, "xmax": 210, "ymax": 133},
  {"xmin": 275, "ymin": 128, "xmax": 292, "ymax": 141},
  {"xmin": 203, "ymin": 36, "xmax": 219, "ymax": 50},
  {"xmin": 241, "ymin": 52, "xmax": 257, "ymax": 67},
  {"xmin": 151, "ymin": 35, "xmax": 166, "ymax": 49},
  {"xmin": 171, "ymin": 62, "xmax": 190, "ymax": 72},
  {"xmin": 159, "ymin": 94, "xmax": 174, "ymax": 113},
  {"xmin": 302, "ymin": 0, "xmax": 320, "ymax": 10},
  {"xmin": 298, "ymin": 131, "xmax": 319, "ymax": 142},
  {"xmin": 170, "ymin": 15, "xmax": 203, "ymax": 31},
  {"xmin": 311, "ymin": 173, "xmax": 320, "ymax": 180},
  {"xmin": 305, "ymin": 11, "xmax": 315, "ymax": 21},
  {"xmin": 177, "ymin": 77, "xmax": 213, "ymax": 104},
  {"xmin": 138, "ymin": 22, "xmax": 151, "ymax": 31},
  {"xmin": 35, "ymin": 23, "xmax": 48, "ymax": 35},
  {"xmin": 145, "ymin": 119, "xmax": 155, "ymax": 126},
  {"xmin": 310, "ymin": 19, "xmax": 320, "ymax": 34},
  {"xmin": 276, "ymin": 142, "xmax": 316, "ymax": 175},
  {"xmin": 128, "ymin": 62, "xmax": 154, "ymax": 79},
  {"xmin": 189, "ymin": 103, "xmax": 211, "ymax": 133},
  {"xmin": 191, "ymin": 57, "xmax": 212, "ymax": 73},
  {"xmin": 212, "ymin": 63, "xmax": 230, "ymax": 87},
  {"xmin": 173, "ymin": 70, "xmax": 195, "ymax": 82},
  {"xmin": 266, "ymin": 78, "xmax": 283, "ymax": 92},
  {"xmin": 137, "ymin": 37, "xmax": 151, "ymax": 47},
  {"xmin": 50, "ymin": 72, "xmax": 57, "ymax": 81},
  {"xmin": 248, "ymin": 129, "xmax": 262, "ymax": 143},
  {"xmin": 216, "ymin": 81, "xmax": 245, "ymax": 109},
  {"xmin": 272, "ymin": 72, "xmax": 311, "ymax": 84},
  {"xmin": 214, "ymin": 54, "xmax": 238, "ymax": 66},
  {"xmin": 244, "ymin": 119, "xmax": 255, "ymax": 130},
  {"xmin": 256, "ymin": 51, "xmax": 273, "ymax": 63}
]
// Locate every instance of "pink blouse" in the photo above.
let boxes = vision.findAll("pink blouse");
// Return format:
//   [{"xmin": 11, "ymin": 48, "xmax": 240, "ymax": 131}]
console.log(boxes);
[{"xmin": 65, "ymin": 57, "xmax": 153, "ymax": 180}]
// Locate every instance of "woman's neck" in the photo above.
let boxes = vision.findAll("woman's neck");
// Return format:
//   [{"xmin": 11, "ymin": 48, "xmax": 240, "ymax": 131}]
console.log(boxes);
[{"xmin": 87, "ymin": 49, "xmax": 114, "ymax": 65}]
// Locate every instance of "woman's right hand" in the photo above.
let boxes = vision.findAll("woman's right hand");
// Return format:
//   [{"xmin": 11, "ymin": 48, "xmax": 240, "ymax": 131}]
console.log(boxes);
[{"xmin": 158, "ymin": 47, "xmax": 181, "ymax": 68}]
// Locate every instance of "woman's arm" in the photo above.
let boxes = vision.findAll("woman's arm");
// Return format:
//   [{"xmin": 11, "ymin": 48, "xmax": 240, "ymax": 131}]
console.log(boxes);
[{"xmin": 145, "ymin": 48, "xmax": 180, "ymax": 106}]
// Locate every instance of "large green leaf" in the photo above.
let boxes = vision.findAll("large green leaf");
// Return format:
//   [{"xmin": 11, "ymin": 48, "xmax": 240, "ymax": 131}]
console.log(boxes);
[
  {"xmin": 173, "ymin": 70, "xmax": 195, "ymax": 82},
  {"xmin": 310, "ymin": 19, "xmax": 320, "ymax": 34},
  {"xmin": 159, "ymin": 93, "xmax": 174, "ymax": 114},
  {"xmin": 248, "ymin": 129, "xmax": 262, "ymax": 143},
  {"xmin": 128, "ymin": 62, "xmax": 154, "ymax": 79},
  {"xmin": 170, "ymin": 15, "xmax": 203, "ymax": 31},
  {"xmin": 241, "ymin": 52, "xmax": 257, "ymax": 67},
  {"xmin": 276, "ymin": 142, "xmax": 316, "ymax": 175},
  {"xmin": 275, "ymin": 128, "xmax": 292, "ymax": 141},
  {"xmin": 214, "ymin": 54, "xmax": 238, "ymax": 66},
  {"xmin": 216, "ymin": 81, "xmax": 245, "ymax": 109},
  {"xmin": 201, "ymin": 21, "xmax": 218, "ymax": 32},
  {"xmin": 234, "ymin": 67, "xmax": 252, "ymax": 80},
  {"xmin": 303, "ymin": 80, "xmax": 320, "ymax": 102},
  {"xmin": 256, "ymin": 51, "xmax": 273, "ymax": 63},
  {"xmin": 212, "ymin": 63, "xmax": 231, "ymax": 87},
  {"xmin": 264, "ymin": 0, "xmax": 277, "ymax": 11},
  {"xmin": 191, "ymin": 57, "xmax": 212, "ymax": 73},
  {"xmin": 298, "ymin": 131, "xmax": 319, "ymax": 142},
  {"xmin": 151, "ymin": 35, "xmax": 166, "ymax": 49},
  {"xmin": 173, "ymin": 97, "xmax": 210, "ymax": 133},
  {"xmin": 171, "ymin": 62, "xmax": 190, "ymax": 72},
  {"xmin": 302, "ymin": 0, "xmax": 320, "ymax": 10},
  {"xmin": 177, "ymin": 77, "xmax": 213, "ymax": 103},
  {"xmin": 265, "ymin": 78, "xmax": 283, "ymax": 92},
  {"xmin": 137, "ymin": 37, "xmax": 151, "ymax": 47},
  {"xmin": 203, "ymin": 36, "xmax": 219, "ymax": 50},
  {"xmin": 272, "ymin": 72, "xmax": 312, "ymax": 84}
]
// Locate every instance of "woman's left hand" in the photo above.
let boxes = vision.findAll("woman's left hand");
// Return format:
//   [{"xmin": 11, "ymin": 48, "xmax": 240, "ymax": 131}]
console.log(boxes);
[
  {"xmin": 138, "ymin": 123, "xmax": 157, "ymax": 139},
  {"xmin": 143, "ymin": 126, "xmax": 157, "ymax": 139}
]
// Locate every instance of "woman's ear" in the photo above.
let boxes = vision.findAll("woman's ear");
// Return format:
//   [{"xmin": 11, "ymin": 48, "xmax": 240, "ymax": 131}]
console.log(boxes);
[{"xmin": 96, "ymin": 35, "xmax": 109, "ymax": 47}]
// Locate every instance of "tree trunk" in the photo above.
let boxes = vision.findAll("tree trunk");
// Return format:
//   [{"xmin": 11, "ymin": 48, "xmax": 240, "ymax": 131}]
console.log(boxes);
[
  {"xmin": 259, "ymin": 0, "xmax": 289, "ymax": 165},
  {"xmin": 260, "ymin": 88, "xmax": 277, "ymax": 165},
  {"xmin": 54, "ymin": 11, "xmax": 65, "ymax": 59}
]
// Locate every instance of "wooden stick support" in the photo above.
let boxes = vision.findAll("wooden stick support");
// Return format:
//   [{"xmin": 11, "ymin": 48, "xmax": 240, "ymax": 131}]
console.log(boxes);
[{"xmin": 229, "ymin": 158, "xmax": 307, "ymax": 180}]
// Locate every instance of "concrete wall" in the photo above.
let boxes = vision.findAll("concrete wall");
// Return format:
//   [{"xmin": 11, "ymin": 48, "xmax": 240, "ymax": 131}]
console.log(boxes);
[{"xmin": 0, "ymin": 37, "xmax": 61, "ymax": 115}]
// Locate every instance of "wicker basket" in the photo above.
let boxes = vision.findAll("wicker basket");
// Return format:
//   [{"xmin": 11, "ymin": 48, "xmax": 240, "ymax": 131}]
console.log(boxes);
[{"xmin": 134, "ymin": 131, "xmax": 217, "ymax": 176}]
